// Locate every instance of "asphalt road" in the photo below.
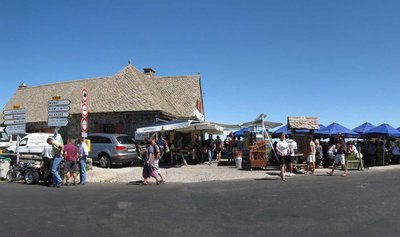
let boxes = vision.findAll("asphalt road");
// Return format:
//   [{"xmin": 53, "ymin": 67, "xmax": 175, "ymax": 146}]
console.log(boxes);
[{"xmin": 1, "ymin": 169, "xmax": 400, "ymax": 237}]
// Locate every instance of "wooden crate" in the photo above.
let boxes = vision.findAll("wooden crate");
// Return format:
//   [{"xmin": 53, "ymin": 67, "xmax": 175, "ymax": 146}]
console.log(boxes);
[
  {"xmin": 249, "ymin": 141, "xmax": 268, "ymax": 170},
  {"xmin": 346, "ymin": 160, "xmax": 361, "ymax": 170}
]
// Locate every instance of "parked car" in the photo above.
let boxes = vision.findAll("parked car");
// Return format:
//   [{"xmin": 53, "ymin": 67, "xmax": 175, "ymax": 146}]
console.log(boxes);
[
  {"xmin": 6, "ymin": 133, "xmax": 60, "ymax": 155},
  {"xmin": 0, "ymin": 127, "xmax": 10, "ymax": 152},
  {"xmin": 87, "ymin": 133, "xmax": 139, "ymax": 168},
  {"xmin": 0, "ymin": 127, "xmax": 29, "ymax": 153}
]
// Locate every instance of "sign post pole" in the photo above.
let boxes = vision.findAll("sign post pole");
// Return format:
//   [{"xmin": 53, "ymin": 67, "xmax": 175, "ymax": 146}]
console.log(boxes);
[{"xmin": 16, "ymin": 135, "xmax": 20, "ymax": 164}]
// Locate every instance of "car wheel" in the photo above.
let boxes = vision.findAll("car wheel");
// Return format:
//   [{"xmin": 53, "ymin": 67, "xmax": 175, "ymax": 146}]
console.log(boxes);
[
  {"xmin": 6, "ymin": 170, "xmax": 15, "ymax": 182},
  {"xmin": 25, "ymin": 170, "xmax": 39, "ymax": 184},
  {"xmin": 99, "ymin": 154, "xmax": 111, "ymax": 168}
]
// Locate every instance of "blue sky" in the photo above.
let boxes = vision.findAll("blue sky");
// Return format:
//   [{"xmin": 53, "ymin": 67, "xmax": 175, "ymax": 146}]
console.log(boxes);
[{"xmin": 1, "ymin": 0, "xmax": 399, "ymax": 130}]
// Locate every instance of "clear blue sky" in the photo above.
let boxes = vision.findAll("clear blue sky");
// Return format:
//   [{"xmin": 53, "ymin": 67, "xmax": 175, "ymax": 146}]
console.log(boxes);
[{"xmin": 1, "ymin": 0, "xmax": 399, "ymax": 130}]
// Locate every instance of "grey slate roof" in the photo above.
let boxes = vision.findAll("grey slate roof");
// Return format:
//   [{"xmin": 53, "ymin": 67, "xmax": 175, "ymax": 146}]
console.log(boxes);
[
  {"xmin": 287, "ymin": 116, "xmax": 319, "ymax": 130},
  {"xmin": 1, "ymin": 64, "xmax": 202, "ymax": 123}
]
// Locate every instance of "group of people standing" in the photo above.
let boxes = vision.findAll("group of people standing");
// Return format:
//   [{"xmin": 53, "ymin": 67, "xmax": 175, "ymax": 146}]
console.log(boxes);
[
  {"xmin": 275, "ymin": 133, "xmax": 347, "ymax": 181},
  {"xmin": 42, "ymin": 134, "xmax": 88, "ymax": 188}
]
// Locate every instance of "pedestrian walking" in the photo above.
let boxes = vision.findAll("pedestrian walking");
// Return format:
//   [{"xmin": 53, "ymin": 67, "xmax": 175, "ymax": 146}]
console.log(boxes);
[
  {"xmin": 328, "ymin": 134, "xmax": 348, "ymax": 176},
  {"xmin": 276, "ymin": 133, "xmax": 290, "ymax": 181},
  {"xmin": 77, "ymin": 138, "xmax": 88, "ymax": 185},
  {"xmin": 142, "ymin": 138, "xmax": 161, "ymax": 185},
  {"xmin": 152, "ymin": 138, "xmax": 166, "ymax": 183}
]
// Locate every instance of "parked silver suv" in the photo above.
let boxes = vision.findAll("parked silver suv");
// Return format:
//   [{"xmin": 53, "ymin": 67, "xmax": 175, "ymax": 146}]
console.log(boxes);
[{"xmin": 87, "ymin": 133, "xmax": 139, "ymax": 168}]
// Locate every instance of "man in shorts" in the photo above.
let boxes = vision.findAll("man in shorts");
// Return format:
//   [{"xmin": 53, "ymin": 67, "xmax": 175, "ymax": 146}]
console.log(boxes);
[
  {"xmin": 305, "ymin": 136, "xmax": 316, "ymax": 175},
  {"xmin": 328, "ymin": 134, "xmax": 348, "ymax": 176},
  {"xmin": 63, "ymin": 138, "xmax": 79, "ymax": 185}
]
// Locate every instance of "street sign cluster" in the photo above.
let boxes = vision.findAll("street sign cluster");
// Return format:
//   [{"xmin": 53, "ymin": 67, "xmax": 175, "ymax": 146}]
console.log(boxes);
[
  {"xmin": 81, "ymin": 88, "xmax": 89, "ymax": 137},
  {"xmin": 48, "ymin": 98, "xmax": 71, "ymax": 127},
  {"xmin": 3, "ymin": 107, "xmax": 26, "ymax": 135}
]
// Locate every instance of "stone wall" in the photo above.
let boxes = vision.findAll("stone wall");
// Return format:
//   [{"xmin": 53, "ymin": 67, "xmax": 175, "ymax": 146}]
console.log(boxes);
[{"xmin": 25, "ymin": 111, "xmax": 164, "ymax": 140}]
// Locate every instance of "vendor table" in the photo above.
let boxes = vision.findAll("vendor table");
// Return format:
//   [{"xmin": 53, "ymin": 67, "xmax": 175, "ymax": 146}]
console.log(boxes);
[{"xmin": 170, "ymin": 149, "xmax": 195, "ymax": 166}]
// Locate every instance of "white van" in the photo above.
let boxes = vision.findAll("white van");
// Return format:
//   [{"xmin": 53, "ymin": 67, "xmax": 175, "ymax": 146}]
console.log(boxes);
[{"xmin": 6, "ymin": 133, "xmax": 59, "ymax": 155}]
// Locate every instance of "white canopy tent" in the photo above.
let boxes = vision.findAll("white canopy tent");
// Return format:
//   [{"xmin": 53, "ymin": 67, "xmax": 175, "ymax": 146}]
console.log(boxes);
[
  {"xmin": 136, "ymin": 120, "xmax": 191, "ymax": 134},
  {"xmin": 176, "ymin": 122, "xmax": 224, "ymax": 135}
]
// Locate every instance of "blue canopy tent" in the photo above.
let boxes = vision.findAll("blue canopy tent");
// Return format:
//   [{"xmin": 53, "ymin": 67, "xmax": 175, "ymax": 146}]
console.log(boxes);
[
  {"xmin": 272, "ymin": 124, "xmax": 326, "ymax": 138},
  {"xmin": 352, "ymin": 122, "xmax": 375, "ymax": 134},
  {"xmin": 361, "ymin": 123, "xmax": 400, "ymax": 165},
  {"xmin": 233, "ymin": 127, "xmax": 250, "ymax": 137},
  {"xmin": 315, "ymin": 122, "xmax": 359, "ymax": 138},
  {"xmin": 360, "ymin": 123, "xmax": 400, "ymax": 138}
]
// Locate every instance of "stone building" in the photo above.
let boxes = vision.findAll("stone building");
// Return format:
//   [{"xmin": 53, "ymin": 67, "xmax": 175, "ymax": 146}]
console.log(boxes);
[{"xmin": 1, "ymin": 63, "xmax": 205, "ymax": 139}]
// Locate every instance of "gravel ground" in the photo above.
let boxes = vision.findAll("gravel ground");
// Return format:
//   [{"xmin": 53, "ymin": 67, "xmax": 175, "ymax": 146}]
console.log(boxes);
[
  {"xmin": 87, "ymin": 160, "xmax": 400, "ymax": 184},
  {"xmin": 87, "ymin": 161, "xmax": 281, "ymax": 184}
]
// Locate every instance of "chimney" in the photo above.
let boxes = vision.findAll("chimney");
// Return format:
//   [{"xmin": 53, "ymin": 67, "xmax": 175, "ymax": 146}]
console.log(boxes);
[
  {"xmin": 18, "ymin": 83, "xmax": 28, "ymax": 89},
  {"xmin": 143, "ymin": 68, "xmax": 156, "ymax": 77}
]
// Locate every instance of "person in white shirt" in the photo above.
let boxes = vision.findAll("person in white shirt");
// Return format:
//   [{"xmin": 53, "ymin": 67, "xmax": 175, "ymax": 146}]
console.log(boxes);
[
  {"xmin": 275, "ymin": 133, "xmax": 290, "ymax": 181},
  {"xmin": 41, "ymin": 143, "xmax": 53, "ymax": 186},
  {"xmin": 288, "ymin": 139, "xmax": 297, "ymax": 176}
]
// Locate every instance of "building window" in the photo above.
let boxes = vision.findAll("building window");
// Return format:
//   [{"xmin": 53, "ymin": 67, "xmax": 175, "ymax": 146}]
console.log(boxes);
[{"xmin": 103, "ymin": 124, "xmax": 115, "ymax": 133}]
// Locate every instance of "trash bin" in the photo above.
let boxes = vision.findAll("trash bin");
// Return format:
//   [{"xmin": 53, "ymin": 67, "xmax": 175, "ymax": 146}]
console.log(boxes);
[
  {"xmin": 0, "ymin": 156, "xmax": 11, "ymax": 179},
  {"xmin": 235, "ymin": 156, "xmax": 242, "ymax": 169}
]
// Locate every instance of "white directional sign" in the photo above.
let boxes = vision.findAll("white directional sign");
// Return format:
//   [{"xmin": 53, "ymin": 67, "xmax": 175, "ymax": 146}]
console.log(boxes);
[
  {"xmin": 3, "ymin": 107, "xmax": 26, "ymax": 135},
  {"xmin": 48, "ymin": 106, "xmax": 71, "ymax": 112},
  {"xmin": 3, "ymin": 114, "xmax": 26, "ymax": 120},
  {"xmin": 5, "ymin": 124, "xmax": 26, "ymax": 135},
  {"xmin": 48, "ymin": 99, "xmax": 71, "ymax": 106},
  {"xmin": 48, "ymin": 112, "xmax": 70, "ymax": 118},
  {"xmin": 3, "ymin": 108, "xmax": 27, "ymax": 115},
  {"xmin": 4, "ymin": 119, "xmax": 26, "ymax": 126},
  {"xmin": 48, "ymin": 98, "xmax": 71, "ymax": 127},
  {"xmin": 48, "ymin": 118, "xmax": 69, "ymax": 127}
]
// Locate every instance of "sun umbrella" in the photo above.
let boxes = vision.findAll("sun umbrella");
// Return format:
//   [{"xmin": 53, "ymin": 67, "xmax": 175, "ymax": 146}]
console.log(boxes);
[
  {"xmin": 315, "ymin": 122, "xmax": 359, "ymax": 138},
  {"xmin": 352, "ymin": 122, "xmax": 375, "ymax": 134},
  {"xmin": 361, "ymin": 123, "xmax": 400, "ymax": 138},
  {"xmin": 233, "ymin": 127, "xmax": 250, "ymax": 137},
  {"xmin": 361, "ymin": 123, "xmax": 400, "ymax": 166}
]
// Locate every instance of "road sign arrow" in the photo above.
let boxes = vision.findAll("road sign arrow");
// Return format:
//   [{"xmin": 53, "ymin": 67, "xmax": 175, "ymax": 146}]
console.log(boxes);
[
  {"xmin": 48, "ymin": 99, "xmax": 71, "ymax": 106},
  {"xmin": 3, "ymin": 114, "xmax": 26, "ymax": 120},
  {"xmin": 48, "ymin": 106, "xmax": 71, "ymax": 112},
  {"xmin": 5, "ymin": 124, "xmax": 26, "ymax": 135},
  {"xmin": 3, "ymin": 108, "xmax": 27, "ymax": 115},
  {"xmin": 48, "ymin": 118, "xmax": 69, "ymax": 127},
  {"xmin": 4, "ymin": 119, "xmax": 26, "ymax": 125},
  {"xmin": 48, "ymin": 112, "xmax": 70, "ymax": 118}
]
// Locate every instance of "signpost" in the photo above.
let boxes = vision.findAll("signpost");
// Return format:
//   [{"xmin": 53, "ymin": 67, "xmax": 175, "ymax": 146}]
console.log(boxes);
[
  {"xmin": 48, "ymin": 118, "xmax": 69, "ymax": 127},
  {"xmin": 3, "ymin": 106, "xmax": 26, "ymax": 163},
  {"xmin": 48, "ymin": 97, "xmax": 70, "ymax": 127}
]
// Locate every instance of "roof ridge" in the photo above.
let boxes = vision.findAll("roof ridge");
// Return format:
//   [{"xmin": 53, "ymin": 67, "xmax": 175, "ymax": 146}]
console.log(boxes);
[{"xmin": 17, "ymin": 76, "xmax": 112, "ymax": 90}]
